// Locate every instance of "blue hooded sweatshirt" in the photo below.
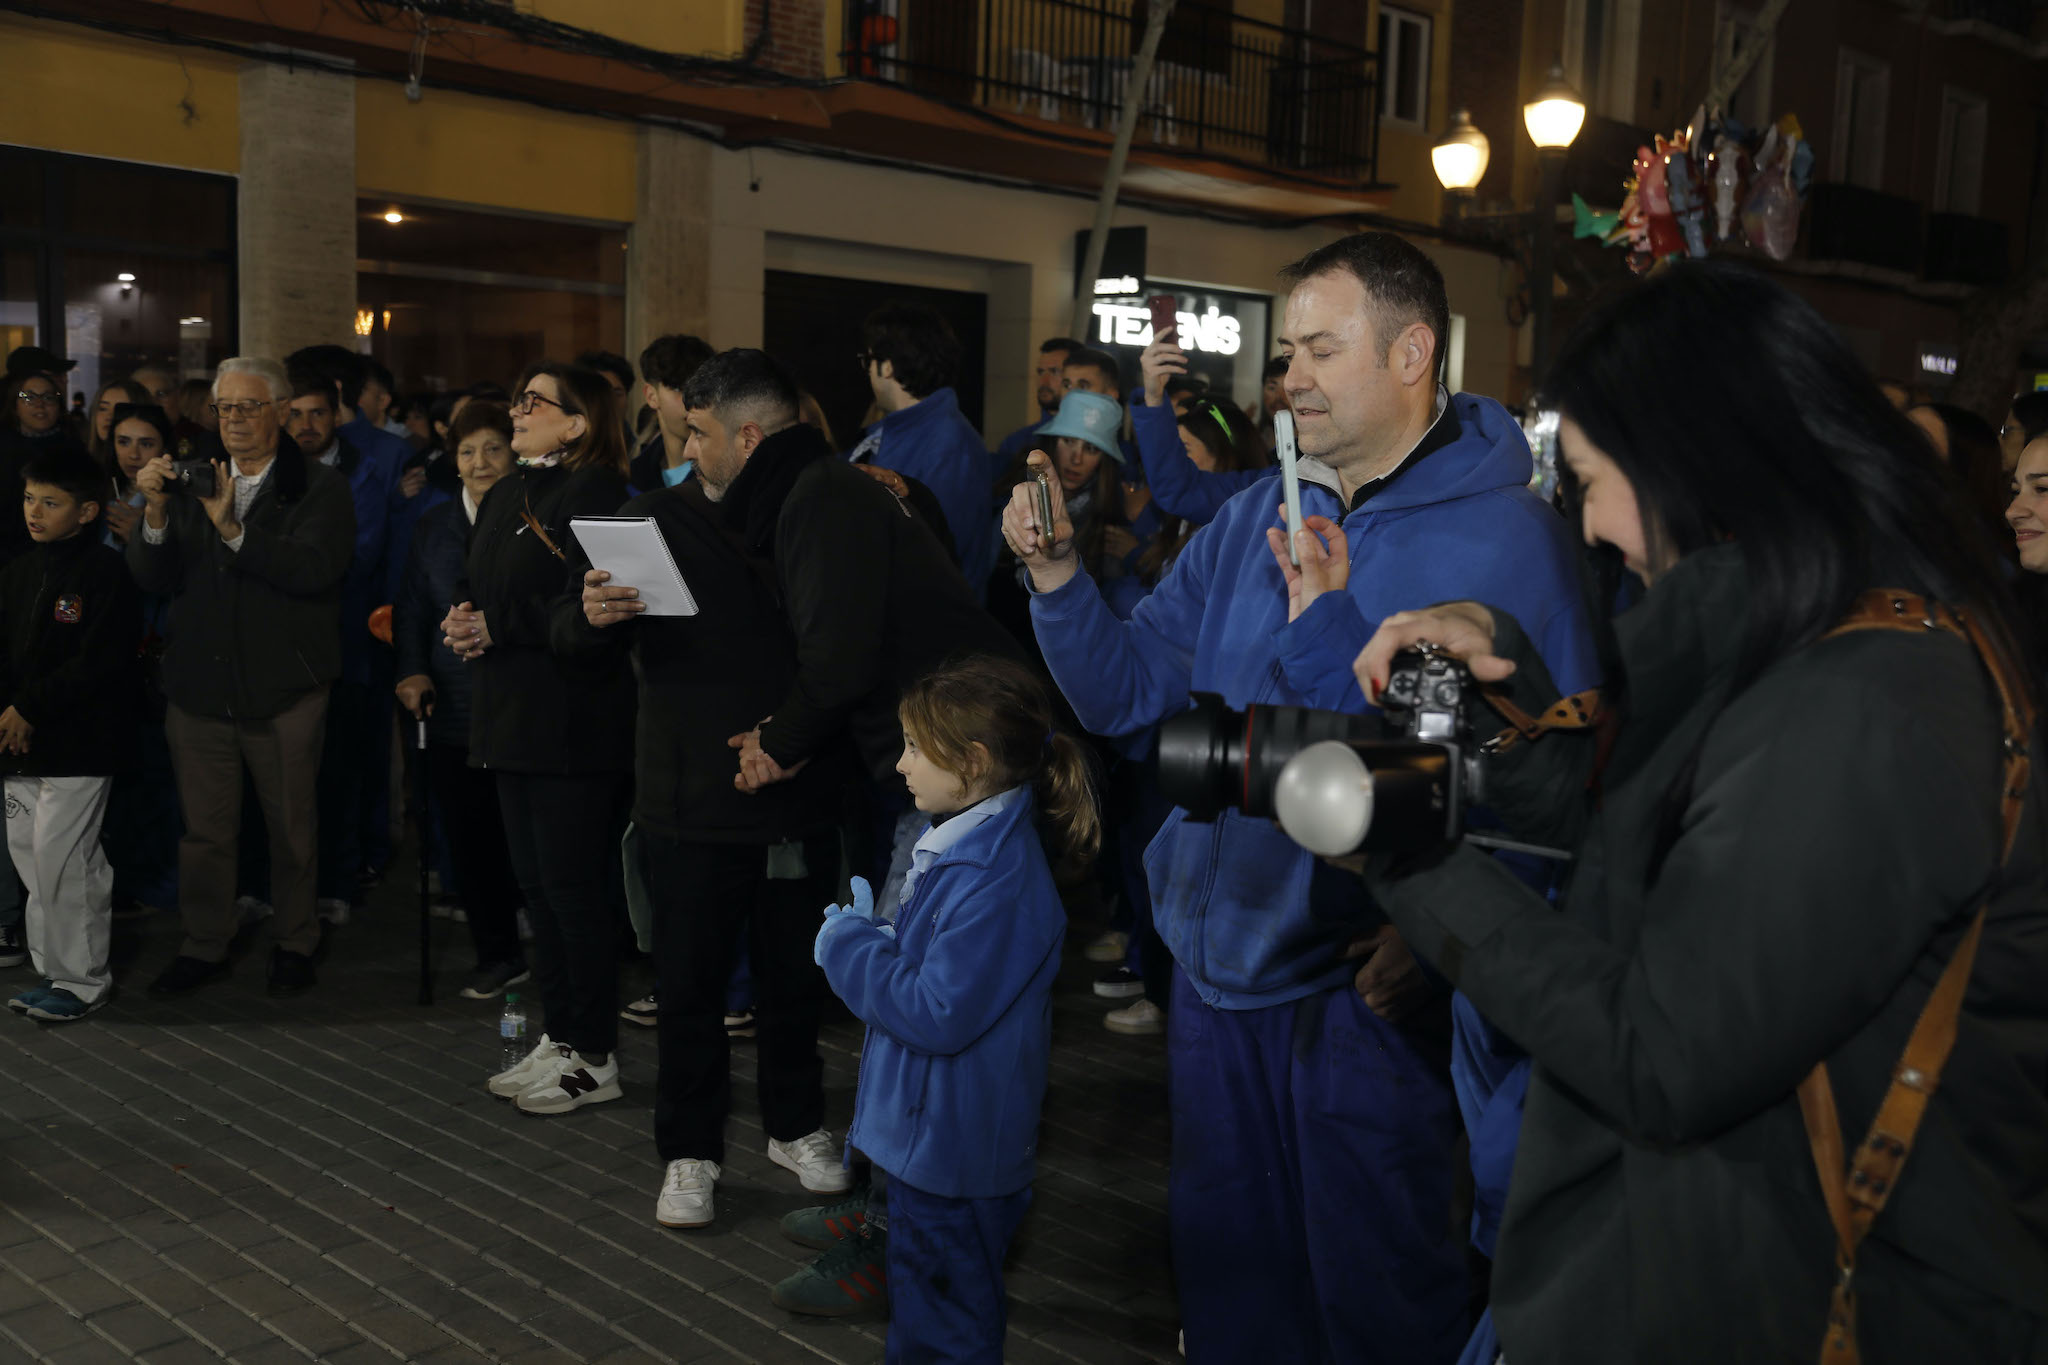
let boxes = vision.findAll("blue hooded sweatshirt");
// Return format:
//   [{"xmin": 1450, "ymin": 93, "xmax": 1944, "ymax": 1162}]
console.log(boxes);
[
  {"xmin": 1129, "ymin": 398, "xmax": 1267, "ymax": 527},
  {"xmin": 821, "ymin": 785, "xmax": 1065, "ymax": 1200},
  {"xmin": 1029, "ymin": 391, "xmax": 1598, "ymax": 1009},
  {"xmin": 855, "ymin": 387, "xmax": 997, "ymax": 599}
]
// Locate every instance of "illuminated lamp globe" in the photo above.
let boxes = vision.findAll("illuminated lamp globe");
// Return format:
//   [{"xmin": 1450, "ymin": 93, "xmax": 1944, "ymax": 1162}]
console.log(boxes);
[
  {"xmin": 1523, "ymin": 63, "xmax": 1587, "ymax": 151},
  {"xmin": 1431, "ymin": 108, "xmax": 1491, "ymax": 192}
]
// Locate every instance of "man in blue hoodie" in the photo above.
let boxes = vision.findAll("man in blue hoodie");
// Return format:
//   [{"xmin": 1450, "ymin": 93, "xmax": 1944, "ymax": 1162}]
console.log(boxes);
[
  {"xmin": 1003, "ymin": 232, "xmax": 1600, "ymax": 1365},
  {"xmin": 847, "ymin": 304, "xmax": 996, "ymax": 598}
]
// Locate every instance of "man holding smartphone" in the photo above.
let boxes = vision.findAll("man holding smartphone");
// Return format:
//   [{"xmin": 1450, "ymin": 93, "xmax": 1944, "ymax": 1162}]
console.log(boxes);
[{"xmin": 1001, "ymin": 232, "xmax": 1599, "ymax": 1365}]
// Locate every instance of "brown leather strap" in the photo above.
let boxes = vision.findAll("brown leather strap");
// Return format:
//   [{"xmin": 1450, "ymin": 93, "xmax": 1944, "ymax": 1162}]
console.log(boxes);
[
  {"xmin": 1481, "ymin": 686, "xmax": 1604, "ymax": 753},
  {"xmin": 1794, "ymin": 590, "xmax": 2034, "ymax": 1365}
]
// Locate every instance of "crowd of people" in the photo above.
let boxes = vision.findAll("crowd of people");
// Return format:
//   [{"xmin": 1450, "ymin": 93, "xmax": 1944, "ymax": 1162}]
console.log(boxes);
[{"xmin": 1, "ymin": 227, "xmax": 2044, "ymax": 1364}]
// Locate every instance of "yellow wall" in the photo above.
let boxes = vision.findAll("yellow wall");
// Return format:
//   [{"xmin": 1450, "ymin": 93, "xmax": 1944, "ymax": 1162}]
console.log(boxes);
[
  {"xmin": 356, "ymin": 82, "xmax": 637, "ymax": 222},
  {"xmin": 524, "ymin": 0, "xmax": 744, "ymax": 58},
  {"xmin": 0, "ymin": 18, "xmax": 240, "ymax": 172}
]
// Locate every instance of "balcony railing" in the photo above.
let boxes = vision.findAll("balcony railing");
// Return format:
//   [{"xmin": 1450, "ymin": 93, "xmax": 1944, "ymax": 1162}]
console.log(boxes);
[{"xmin": 840, "ymin": 0, "xmax": 1382, "ymax": 180}]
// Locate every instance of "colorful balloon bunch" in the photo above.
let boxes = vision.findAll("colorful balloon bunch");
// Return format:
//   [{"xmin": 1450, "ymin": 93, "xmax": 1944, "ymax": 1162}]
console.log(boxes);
[{"xmin": 1574, "ymin": 110, "xmax": 1814, "ymax": 273}]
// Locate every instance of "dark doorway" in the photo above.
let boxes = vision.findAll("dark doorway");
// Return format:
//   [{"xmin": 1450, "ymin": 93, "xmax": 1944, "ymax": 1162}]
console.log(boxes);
[{"xmin": 762, "ymin": 269, "xmax": 989, "ymax": 453}]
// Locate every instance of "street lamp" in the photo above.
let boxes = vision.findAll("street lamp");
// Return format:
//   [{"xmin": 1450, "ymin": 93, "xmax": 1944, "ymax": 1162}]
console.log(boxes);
[
  {"xmin": 1431, "ymin": 108, "xmax": 1491, "ymax": 195},
  {"xmin": 1523, "ymin": 63, "xmax": 1588, "ymax": 151},
  {"xmin": 1522, "ymin": 63, "xmax": 1585, "ymax": 385}
]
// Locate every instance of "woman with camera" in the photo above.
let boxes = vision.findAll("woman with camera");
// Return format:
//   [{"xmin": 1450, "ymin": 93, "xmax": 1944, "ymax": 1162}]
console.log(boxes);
[{"xmin": 1347, "ymin": 264, "xmax": 2048, "ymax": 1363}]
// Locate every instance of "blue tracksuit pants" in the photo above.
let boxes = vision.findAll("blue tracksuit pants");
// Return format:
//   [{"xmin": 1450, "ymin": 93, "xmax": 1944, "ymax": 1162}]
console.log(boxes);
[
  {"xmin": 1167, "ymin": 965, "xmax": 1466, "ymax": 1365},
  {"xmin": 883, "ymin": 1175, "xmax": 1031, "ymax": 1365}
]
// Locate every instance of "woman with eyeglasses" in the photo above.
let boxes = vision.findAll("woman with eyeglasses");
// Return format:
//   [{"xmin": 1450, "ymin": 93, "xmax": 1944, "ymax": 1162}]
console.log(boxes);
[
  {"xmin": 2, "ymin": 366, "xmax": 89, "ymax": 567},
  {"xmin": 445, "ymin": 362, "xmax": 635, "ymax": 1118}
]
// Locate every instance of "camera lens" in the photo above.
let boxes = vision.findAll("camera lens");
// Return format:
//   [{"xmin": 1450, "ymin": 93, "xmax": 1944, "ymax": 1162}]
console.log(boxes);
[{"xmin": 1159, "ymin": 694, "xmax": 1384, "ymax": 822}]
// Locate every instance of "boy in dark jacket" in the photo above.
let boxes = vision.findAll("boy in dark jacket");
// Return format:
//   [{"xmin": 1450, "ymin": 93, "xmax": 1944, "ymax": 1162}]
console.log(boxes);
[{"xmin": 1, "ymin": 447, "xmax": 140, "ymax": 1020}]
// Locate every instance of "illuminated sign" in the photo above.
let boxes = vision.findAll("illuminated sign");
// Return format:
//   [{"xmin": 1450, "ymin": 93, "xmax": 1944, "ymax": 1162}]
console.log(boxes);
[
  {"xmin": 1919, "ymin": 345, "xmax": 1957, "ymax": 378},
  {"xmin": 1094, "ymin": 276, "xmax": 1142, "ymax": 296},
  {"xmin": 1091, "ymin": 302, "xmax": 1243, "ymax": 356}
]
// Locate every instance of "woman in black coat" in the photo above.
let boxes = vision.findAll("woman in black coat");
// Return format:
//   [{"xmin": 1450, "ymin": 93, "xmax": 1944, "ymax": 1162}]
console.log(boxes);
[
  {"xmin": 1349, "ymin": 264, "xmax": 2048, "ymax": 1364},
  {"xmin": 443, "ymin": 364, "xmax": 634, "ymax": 1116}
]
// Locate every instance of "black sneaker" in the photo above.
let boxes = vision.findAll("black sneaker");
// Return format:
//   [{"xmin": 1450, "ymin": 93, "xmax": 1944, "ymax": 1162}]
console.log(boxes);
[
  {"xmin": 460, "ymin": 961, "xmax": 532, "ymax": 1001},
  {"xmin": 266, "ymin": 948, "xmax": 316, "ymax": 997},
  {"xmin": 149, "ymin": 955, "xmax": 227, "ymax": 996},
  {"xmin": 0, "ymin": 923, "xmax": 25, "ymax": 968},
  {"xmin": 1094, "ymin": 966, "xmax": 1145, "ymax": 999},
  {"xmin": 620, "ymin": 994, "xmax": 658, "ymax": 1027}
]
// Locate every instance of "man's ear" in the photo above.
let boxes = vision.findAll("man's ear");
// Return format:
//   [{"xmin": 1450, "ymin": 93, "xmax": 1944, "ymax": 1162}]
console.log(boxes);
[{"xmin": 1396, "ymin": 321, "xmax": 1437, "ymax": 387}]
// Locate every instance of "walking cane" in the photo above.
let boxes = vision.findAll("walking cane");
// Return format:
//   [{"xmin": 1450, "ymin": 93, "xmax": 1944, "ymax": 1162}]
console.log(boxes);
[{"xmin": 415, "ymin": 691, "xmax": 435, "ymax": 1006}]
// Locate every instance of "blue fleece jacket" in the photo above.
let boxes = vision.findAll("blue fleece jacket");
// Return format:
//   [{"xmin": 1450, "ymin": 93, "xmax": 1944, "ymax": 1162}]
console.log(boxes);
[
  {"xmin": 1130, "ymin": 399, "xmax": 1266, "ymax": 527},
  {"xmin": 820, "ymin": 786, "xmax": 1065, "ymax": 1200},
  {"xmin": 858, "ymin": 387, "xmax": 996, "ymax": 599},
  {"xmin": 1030, "ymin": 392, "xmax": 1598, "ymax": 1009},
  {"xmin": 330, "ymin": 438, "xmax": 391, "ymax": 685}
]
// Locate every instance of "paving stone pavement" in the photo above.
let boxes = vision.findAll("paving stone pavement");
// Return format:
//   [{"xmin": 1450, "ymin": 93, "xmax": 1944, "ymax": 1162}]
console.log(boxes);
[{"xmin": 0, "ymin": 865, "xmax": 1178, "ymax": 1363}]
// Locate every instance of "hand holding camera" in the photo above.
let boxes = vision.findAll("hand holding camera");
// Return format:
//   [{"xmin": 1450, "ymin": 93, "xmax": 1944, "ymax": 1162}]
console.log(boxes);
[
  {"xmin": 1000, "ymin": 450, "xmax": 1077, "ymax": 592},
  {"xmin": 1352, "ymin": 602, "xmax": 1515, "ymax": 702}
]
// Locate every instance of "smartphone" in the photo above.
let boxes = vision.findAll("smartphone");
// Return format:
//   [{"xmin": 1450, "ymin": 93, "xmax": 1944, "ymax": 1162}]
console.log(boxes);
[
  {"xmin": 1274, "ymin": 408, "xmax": 1304, "ymax": 567},
  {"xmin": 1031, "ymin": 470, "xmax": 1056, "ymax": 539},
  {"xmin": 1147, "ymin": 294, "xmax": 1178, "ymax": 343}
]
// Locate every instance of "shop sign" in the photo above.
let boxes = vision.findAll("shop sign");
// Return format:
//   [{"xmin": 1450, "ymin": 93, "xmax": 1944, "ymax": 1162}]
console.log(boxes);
[{"xmin": 1090, "ymin": 301, "xmax": 1243, "ymax": 355}]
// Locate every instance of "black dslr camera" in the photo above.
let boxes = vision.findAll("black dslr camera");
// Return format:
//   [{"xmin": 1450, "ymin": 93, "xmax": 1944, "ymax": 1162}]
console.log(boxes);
[
  {"xmin": 1157, "ymin": 645, "xmax": 1490, "ymax": 857},
  {"xmin": 167, "ymin": 459, "xmax": 217, "ymax": 497}
]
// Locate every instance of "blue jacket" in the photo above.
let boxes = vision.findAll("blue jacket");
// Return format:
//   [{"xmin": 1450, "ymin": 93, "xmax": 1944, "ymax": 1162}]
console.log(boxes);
[
  {"xmin": 331, "ymin": 437, "xmax": 392, "ymax": 684},
  {"xmin": 1030, "ymin": 392, "xmax": 1599, "ymax": 1009},
  {"xmin": 821, "ymin": 786, "xmax": 1065, "ymax": 1199},
  {"xmin": 994, "ymin": 410, "xmax": 1054, "ymax": 482},
  {"xmin": 859, "ymin": 388, "xmax": 996, "ymax": 599},
  {"xmin": 1131, "ymin": 399, "xmax": 1265, "ymax": 527},
  {"xmin": 393, "ymin": 496, "xmax": 474, "ymax": 748}
]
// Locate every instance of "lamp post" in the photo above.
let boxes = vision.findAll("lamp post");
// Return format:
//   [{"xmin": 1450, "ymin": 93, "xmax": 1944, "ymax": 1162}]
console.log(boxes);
[{"xmin": 1433, "ymin": 63, "xmax": 1586, "ymax": 385}]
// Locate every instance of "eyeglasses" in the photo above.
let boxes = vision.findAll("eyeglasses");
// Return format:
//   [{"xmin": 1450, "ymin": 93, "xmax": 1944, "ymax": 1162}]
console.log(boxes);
[
  {"xmin": 511, "ymin": 390, "xmax": 570, "ymax": 416},
  {"xmin": 854, "ymin": 351, "xmax": 874, "ymax": 372},
  {"xmin": 14, "ymin": 390, "xmax": 58, "ymax": 406},
  {"xmin": 209, "ymin": 400, "xmax": 275, "ymax": 419}
]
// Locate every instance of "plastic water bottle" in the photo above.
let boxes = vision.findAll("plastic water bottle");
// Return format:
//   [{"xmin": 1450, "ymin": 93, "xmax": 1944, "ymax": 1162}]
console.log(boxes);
[{"xmin": 498, "ymin": 993, "xmax": 529, "ymax": 1071}]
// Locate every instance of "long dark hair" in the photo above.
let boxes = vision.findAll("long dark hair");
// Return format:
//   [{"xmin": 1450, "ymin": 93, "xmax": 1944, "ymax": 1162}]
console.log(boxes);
[{"xmin": 1542, "ymin": 261, "xmax": 2024, "ymax": 697}]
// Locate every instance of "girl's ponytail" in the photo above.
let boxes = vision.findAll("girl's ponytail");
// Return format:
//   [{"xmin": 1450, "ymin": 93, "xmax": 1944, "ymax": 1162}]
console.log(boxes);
[{"xmin": 1036, "ymin": 730, "xmax": 1101, "ymax": 872}]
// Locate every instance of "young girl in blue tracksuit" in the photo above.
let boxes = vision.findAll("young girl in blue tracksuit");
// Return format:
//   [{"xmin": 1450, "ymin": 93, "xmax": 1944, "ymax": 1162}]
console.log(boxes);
[{"xmin": 811, "ymin": 655, "xmax": 1096, "ymax": 1363}]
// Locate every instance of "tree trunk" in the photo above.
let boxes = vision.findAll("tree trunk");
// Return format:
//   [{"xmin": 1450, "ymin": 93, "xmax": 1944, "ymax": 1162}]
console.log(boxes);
[{"xmin": 1948, "ymin": 252, "xmax": 2048, "ymax": 423}]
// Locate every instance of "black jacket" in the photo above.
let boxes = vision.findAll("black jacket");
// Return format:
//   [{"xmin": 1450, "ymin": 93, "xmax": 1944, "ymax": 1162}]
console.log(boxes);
[
  {"xmin": 723, "ymin": 424, "xmax": 1021, "ymax": 789},
  {"xmin": 1368, "ymin": 545, "xmax": 2048, "ymax": 1363},
  {"xmin": 394, "ymin": 496, "xmax": 474, "ymax": 749},
  {"xmin": 462, "ymin": 462, "xmax": 634, "ymax": 775},
  {"xmin": 551, "ymin": 482, "xmax": 849, "ymax": 843},
  {"xmin": 126, "ymin": 433, "xmax": 356, "ymax": 720},
  {"xmin": 0, "ymin": 534, "xmax": 140, "ymax": 777}
]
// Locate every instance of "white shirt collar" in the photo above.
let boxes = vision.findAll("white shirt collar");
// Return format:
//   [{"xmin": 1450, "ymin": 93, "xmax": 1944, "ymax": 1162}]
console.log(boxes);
[
  {"xmin": 897, "ymin": 785, "xmax": 1029, "ymax": 911},
  {"xmin": 462, "ymin": 486, "xmax": 481, "ymax": 524},
  {"xmin": 233, "ymin": 455, "xmax": 276, "ymax": 486}
]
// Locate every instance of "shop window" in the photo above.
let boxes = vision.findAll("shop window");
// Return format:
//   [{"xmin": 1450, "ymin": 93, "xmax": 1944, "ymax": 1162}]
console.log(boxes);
[
  {"xmin": 356, "ymin": 198, "xmax": 626, "ymax": 394},
  {"xmin": 1833, "ymin": 50, "xmax": 1890, "ymax": 191},
  {"xmin": 1935, "ymin": 88, "xmax": 1987, "ymax": 216},
  {"xmin": 1378, "ymin": 7, "xmax": 1431, "ymax": 130}
]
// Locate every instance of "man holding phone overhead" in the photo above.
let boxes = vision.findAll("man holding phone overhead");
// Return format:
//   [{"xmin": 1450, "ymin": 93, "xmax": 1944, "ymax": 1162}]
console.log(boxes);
[{"xmin": 1000, "ymin": 231, "xmax": 1600, "ymax": 1365}]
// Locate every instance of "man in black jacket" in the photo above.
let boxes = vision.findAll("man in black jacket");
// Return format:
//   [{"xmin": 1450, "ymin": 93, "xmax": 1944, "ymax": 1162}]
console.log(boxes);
[
  {"xmin": 128, "ymin": 357, "xmax": 356, "ymax": 998},
  {"xmin": 558, "ymin": 472, "xmax": 854, "ymax": 1230}
]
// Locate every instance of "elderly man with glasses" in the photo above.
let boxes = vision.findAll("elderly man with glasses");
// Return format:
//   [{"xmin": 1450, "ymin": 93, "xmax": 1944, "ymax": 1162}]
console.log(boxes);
[{"xmin": 126, "ymin": 357, "xmax": 356, "ymax": 999}]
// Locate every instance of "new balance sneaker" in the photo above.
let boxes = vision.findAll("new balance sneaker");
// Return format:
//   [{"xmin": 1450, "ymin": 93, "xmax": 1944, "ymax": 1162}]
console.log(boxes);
[
  {"xmin": 1094, "ymin": 966, "xmax": 1145, "ymax": 999},
  {"xmin": 1105, "ymin": 998, "xmax": 1166, "ymax": 1035},
  {"xmin": 725, "ymin": 1009, "xmax": 756, "ymax": 1039},
  {"xmin": 487, "ymin": 1033, "xmax": 559, "ymax": 1097},
  {"xmin": 1083, "ymin": 929, "xmax": 1128, "ymax": 964},
  {"xmin": 24, "ymin": 988, "xmax": 105, "ymax": 1023},
  {"xmin": 770, "ymin": 1226, "xmax": 889, "ymax": 1318},
  {"xmin": 516, "ymin": 1049, "xmax": 622, "ymax": 1115},
  {"xmin": 780, "ymin": 1183, "xmax": 871, "ymax": 1251},
  {"xmin": 767, "ymin": 1129, "xmax": 853, "ymax": 1194},
  {"xmin": 620, "ymin": 994, "xmax": 658, "ymax": 1028},
  {"xmin": 8, "ymin": 983, "xmax": 53, "ymax": 1015},
  {"xmin": 459, "ymin": 961, "xmax": 531, "ymax": 1001},
  {"xmin": 655, "ymin": 1158, "xmax": 721, "ymax": 1229},
  {"xmin": 0, "ymin": 923, "xmax": 25, "ymax": 968}
]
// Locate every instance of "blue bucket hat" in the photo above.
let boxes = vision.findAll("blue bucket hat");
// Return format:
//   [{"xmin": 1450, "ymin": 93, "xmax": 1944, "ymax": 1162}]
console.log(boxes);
[{"xmin": 1035, "ymin": 389, "xmax": 1124, "ymax": 463}]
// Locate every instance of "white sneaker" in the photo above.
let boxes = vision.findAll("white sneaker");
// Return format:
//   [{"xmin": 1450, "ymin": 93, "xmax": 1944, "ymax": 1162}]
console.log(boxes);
[
  {"xmin": 316, "ymin": 898, "xmax": 351, "ymax": 925},
  {"xmin": 486, "ymin": 1033, "xmax": 557, "ymax": 1097},
  {"xmin": 236, "ymin": 895, "xmax": 274, "ymax": 925},
  {"xmin": 1083, "ymin": 930, "xmax": 1128, "ymax": 963},
  {"xmin": 768, "ymin": 1128, "xmax": 853, "ymax": 1194},
  {"xmin": 516, "ymin": 1049, "xmax": 622, "ymax": 1115},
  {"xmin": 1105, "ymin": 998, "xmax": 1166, "ymax": 1035},
  {"xmin": 655, "ymin": 1158, "xmax": 721, "ymax": 1229}
]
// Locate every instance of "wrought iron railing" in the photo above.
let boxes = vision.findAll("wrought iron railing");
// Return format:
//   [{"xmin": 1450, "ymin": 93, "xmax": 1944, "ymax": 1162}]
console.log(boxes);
[{"xmin": 840, "ymin": 0, "xmax": 1381, "ymax": 181}]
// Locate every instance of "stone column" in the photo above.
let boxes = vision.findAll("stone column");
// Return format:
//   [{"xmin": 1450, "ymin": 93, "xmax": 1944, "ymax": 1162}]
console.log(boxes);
[
  {"xmin": 627, "ymin": 126, "xmax": 714, "ymax": 362},
  {"xmin": 236, "ymin": 62, "xmax": 357, "ymax": 362}
]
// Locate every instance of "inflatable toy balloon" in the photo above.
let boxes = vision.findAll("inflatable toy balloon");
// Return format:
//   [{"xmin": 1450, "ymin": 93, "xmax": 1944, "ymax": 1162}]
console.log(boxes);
[
  {"xmin": 1665, "ymin": 148, "xmax": 1708, "ymax": 258},
  {"xmin": 1709, "ymin": 141, "xmax": 1748, "ymax": 241}
]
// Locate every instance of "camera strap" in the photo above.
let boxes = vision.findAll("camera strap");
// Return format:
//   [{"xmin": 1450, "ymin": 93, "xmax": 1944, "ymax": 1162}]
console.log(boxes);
[
  {"xmin": 1794, "ymin": 591, "xmax": 2032, "ymax": 1365},
  {"xmin": 1478, "ymin": 687, "xmax": 1604, "ymax": 753}
]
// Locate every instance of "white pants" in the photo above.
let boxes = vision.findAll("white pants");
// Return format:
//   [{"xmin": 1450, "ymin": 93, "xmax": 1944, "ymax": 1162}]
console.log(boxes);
[{"xmin": 4, "ymin": 776, "xmax": 114, "ymax": 1003}]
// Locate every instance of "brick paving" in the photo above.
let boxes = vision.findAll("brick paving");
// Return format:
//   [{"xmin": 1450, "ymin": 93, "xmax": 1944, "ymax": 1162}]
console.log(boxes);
[{"xmin": 0, "ymin": 864, "xmax": 1178, "ymax": 1363}]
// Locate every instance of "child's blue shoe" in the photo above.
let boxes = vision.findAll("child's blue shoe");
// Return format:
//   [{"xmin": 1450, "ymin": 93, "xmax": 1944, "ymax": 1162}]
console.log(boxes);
[
  {"xmin": 24, "ymin": 988, "xmax": 104, "ymax": 1023},
  {"xmin": 7, "ymin": 983, "xmax": 53, "ymax": 1015}
]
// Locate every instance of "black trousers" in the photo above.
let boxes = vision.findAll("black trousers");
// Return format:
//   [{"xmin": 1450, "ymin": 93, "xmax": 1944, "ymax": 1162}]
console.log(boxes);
[
  {"xmin": 427, "ymin": 745, "xmax": 523, "ymax": 970},
  {"xmin": 640, "ymin": 827, "xmax": 838, "ymax": 1163},
  {"xmin": 496, "ymin": 770, "xmax": 624, "ymax": 1056}
]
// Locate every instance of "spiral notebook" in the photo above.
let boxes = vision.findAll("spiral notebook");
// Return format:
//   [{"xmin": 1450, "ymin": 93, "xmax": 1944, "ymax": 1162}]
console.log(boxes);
[{"xmin": 568, "ymin": 516, "xmax": 699, "ymax": 617}]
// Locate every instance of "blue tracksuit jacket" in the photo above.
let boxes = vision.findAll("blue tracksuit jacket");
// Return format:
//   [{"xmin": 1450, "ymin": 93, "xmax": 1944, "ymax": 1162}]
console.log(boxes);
[
  {"xmin": 1029, "ymin": 391, "xmax": 1598, "ymax": 1010},
  {"xmin": 820, "ymin": 785, "xmax": 1065, "ymax": 1200},
  {"xmin": 856, "ymin": 387, "xmax": 996, "ymax": 599},
  {"xmin": 1129, "ymin": 399, "xmax": 1267, "ymax": 527}
]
